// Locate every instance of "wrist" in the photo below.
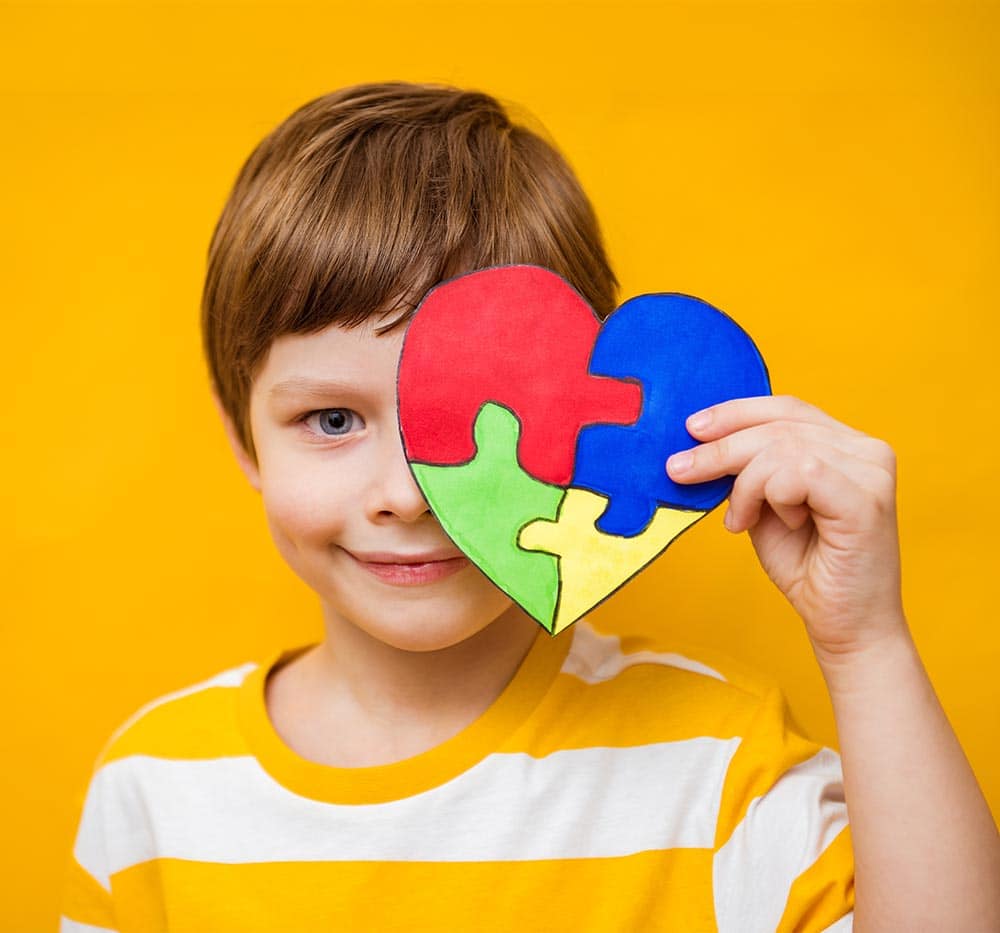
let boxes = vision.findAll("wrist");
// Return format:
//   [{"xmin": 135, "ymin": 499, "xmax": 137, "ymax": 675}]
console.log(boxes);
[{"xmin": 813, "ymin": 617, "xmax": 921, "ymax": 702}]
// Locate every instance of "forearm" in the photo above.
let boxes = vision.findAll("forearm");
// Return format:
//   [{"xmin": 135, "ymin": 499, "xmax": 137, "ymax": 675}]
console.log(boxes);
[{"xmin": 817, "ymin": 620, "xmax": 1000, "ymax": 932}]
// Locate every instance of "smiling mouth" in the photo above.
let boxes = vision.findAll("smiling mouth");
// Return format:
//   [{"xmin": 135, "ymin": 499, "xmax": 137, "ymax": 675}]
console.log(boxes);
[{"xmin": 344, "ymin": 550, "xmax": 470, "ymax": 586}]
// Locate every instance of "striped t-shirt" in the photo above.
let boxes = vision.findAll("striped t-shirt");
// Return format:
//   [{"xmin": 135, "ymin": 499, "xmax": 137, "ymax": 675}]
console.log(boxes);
[{"xmin": 61, "ymin": 619, "xmax": 854, "ymax": 932}]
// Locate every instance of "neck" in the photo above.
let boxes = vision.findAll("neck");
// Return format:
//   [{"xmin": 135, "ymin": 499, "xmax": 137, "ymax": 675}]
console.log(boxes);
[{"xmin": 312, "ymin": 604, "xmax": 541, "ymax": 731}]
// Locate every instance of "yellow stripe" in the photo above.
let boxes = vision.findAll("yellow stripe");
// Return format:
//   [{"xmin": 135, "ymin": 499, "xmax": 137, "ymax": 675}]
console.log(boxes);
[
  {"xmin": 612, "ymin": 628, "xmax": 781, "ymax": 698},
  {"xmin": 111, "ymin": 849, "xmax": 716, "ymax": 933},
  {"xmin": 92, "ymin": 623, "xmax": 777, "ymax": 772},
  {"xmin": 100, "ymin": 685, "xmax": 250, "ymax": 766},
  {"xmin": 506, "ymin": 664, "xmax": 760, "ymax": 755},
  {"xmin": 60, "ymin": 855, "xmax": 117, "ymax": 930},
  {"xmin": 96, "ymin": 659, "xmax": 760, "ymax": 767},
  {"xmin": 777, "ymin": 824, "xmax": 855, "ymax": 932},
  {"xmin": 714, "ymin": 685, "xmax": 826, "ymax": 849}
]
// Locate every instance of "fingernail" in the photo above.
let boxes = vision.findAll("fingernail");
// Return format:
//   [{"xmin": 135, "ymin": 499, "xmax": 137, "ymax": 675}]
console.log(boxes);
[
  {"xmin": 668, "ymin": 451, "xmax": 694, "ymax": 474},
  {"xmin": 723, "ymin": 507, "xmax": 734, "ymax": 530},
  {"xmin": 688, "ymin": 409, "xmax": 711, "ymax": 431}
]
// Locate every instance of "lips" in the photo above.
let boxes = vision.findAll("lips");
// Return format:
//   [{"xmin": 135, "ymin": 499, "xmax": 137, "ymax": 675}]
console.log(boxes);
[{"xmin": 344, "ymin": 549, "xmax": 470, "ymax": 586}]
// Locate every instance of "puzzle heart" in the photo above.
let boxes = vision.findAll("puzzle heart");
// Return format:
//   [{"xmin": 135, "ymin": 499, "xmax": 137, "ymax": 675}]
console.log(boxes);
[{"xmin": 397, "ymin": 265, "xmax": 771, "ymax": 635}]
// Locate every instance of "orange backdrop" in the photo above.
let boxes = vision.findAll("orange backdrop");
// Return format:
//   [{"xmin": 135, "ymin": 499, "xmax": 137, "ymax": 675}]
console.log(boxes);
[{"xmin": 4, "ymin": 2, "xmax": 998, "ymax": 929}]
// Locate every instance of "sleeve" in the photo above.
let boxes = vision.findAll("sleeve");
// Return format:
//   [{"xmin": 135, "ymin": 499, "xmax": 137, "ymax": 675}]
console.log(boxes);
[
  {"xmin": 711, "ymin": 682, "xmax": 855, "ymax": 933},
  {"xmin": 59, "ymin": 766, "xmax": 120, "ymax": 933}
]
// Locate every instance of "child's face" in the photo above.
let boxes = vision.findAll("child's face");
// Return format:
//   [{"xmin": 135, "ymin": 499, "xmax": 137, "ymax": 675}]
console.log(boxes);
[{"xmin": 234, "ymin": 317, "xmax": 520, "ymax": 651}]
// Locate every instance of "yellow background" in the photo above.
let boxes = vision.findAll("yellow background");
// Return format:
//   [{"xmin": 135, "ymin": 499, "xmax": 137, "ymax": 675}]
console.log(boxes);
[{"xmin": 4, "ymin": 1, "xmax": 998, "ymax": 927}]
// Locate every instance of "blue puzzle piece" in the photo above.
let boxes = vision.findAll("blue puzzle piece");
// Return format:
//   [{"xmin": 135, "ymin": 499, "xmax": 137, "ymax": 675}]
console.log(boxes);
[{"xmin": 572, "ymin": 293, "xmax": 771, "ymax": 537}]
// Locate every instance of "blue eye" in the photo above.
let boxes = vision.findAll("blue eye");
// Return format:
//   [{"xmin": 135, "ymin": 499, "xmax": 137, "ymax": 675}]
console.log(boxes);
[{"xmin": 304, "ymin": 408, "xmax": 362, "ymax": 437}]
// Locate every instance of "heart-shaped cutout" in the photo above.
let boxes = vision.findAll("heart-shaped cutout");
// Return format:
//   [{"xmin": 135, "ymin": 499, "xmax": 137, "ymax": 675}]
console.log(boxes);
[{"xmin": 397, "ymin": 265, "xmax": 771, "ymax": 635}]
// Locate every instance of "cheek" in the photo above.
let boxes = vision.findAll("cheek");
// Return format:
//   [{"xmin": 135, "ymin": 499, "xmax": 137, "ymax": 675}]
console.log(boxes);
[{"xmin": 259, "ymin": 459, "xmax": 356, "ymax": 545}]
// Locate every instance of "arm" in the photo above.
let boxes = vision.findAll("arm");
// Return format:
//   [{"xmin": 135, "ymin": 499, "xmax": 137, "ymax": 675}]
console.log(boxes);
[
  {"xmin": 818, "ymin": 624, "xmax": 1000, "ymax": 931},
  {"xmin": 667, "ymin": 395, "xmax": 1000, "ymax": 931}
]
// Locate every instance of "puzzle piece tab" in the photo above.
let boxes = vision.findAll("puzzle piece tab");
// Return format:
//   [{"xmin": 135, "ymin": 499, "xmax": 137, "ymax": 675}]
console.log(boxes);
[
  {"xmin": 518, "ymin": 488, "xmax": 707, "ymax": 634},
  {"xmin": 572, "ymin": 293, "xmax": 771, "ymax": 537},
  {"xmin": 411, "ymin": 402, "xmax": 565, "ymax": 631},
  {"xmin": 398, "ymin": 265, "xmax": 642, "ymax": 486}
]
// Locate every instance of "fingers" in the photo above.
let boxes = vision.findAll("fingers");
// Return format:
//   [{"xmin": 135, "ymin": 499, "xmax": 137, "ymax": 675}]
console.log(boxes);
[
  {"xmin": 685, "ymin": 394, "xmax": 869, "ymax": 442},
  {"xmin": 667, "ymin": 420, "xmax": 896, "ymax": 486},
  {"xmin": 663, "ymin": 394, "xmax": 898, "ymax": 534},
  {"xmin": 722, "ymin": 442, "xmax": 894, "ymax": 533}
]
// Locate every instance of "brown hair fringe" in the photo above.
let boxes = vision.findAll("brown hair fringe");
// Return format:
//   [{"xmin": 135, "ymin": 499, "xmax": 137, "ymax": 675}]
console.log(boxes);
[{"xmin": 201, "ymin": 81, "xmax": 618, "ymax": 463}]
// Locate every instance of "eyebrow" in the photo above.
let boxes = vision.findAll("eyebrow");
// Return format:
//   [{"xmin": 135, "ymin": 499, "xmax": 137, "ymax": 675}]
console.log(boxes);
[{"xmin": 267, "ymin": 377, "xmax": 360, "ymax": 400}]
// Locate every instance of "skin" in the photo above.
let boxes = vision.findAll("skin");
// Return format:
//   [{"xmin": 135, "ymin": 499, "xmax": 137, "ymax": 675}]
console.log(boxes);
[
  {"xmin": 215, "ymin": 316, "xmax": 540, "ymax": 766},
  {"xmin": 666, "ymin": 396, "xmax": 1000, "ymax": 932},
  {"xmin": 218, "ymin": 319, "xmax": 1000, "ymax": 924}
]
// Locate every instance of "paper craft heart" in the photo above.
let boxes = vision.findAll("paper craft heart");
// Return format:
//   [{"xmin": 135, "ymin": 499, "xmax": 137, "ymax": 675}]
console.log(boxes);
[{"xmin": 397, "ymin": 265, "xmax": 771, "ymax": 635}]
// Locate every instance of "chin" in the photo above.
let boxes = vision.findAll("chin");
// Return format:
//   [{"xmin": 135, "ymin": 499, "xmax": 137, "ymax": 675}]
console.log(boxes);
[
  {"xmin": 371, "ymin": 627, "xmax": 483, "ymax": 654},
  {"xmin": 378, "ymin": 608, "xmax": 508, "ymax": 653},
  {"xmin": 339, "ymin": 590, "xmax": 520, "ymax": 654}
]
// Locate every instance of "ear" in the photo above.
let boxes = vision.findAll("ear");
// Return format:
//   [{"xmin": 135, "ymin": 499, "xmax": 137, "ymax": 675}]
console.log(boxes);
[{"xmin": 210, "ymin": 389, "xmax": 261, "ymax": 493}]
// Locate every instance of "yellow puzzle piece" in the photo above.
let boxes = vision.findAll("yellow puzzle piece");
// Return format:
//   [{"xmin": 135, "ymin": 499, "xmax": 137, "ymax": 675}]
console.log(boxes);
[{"xmin": 518, "ymin": 488, "xmax": 708, "ymax": 634}]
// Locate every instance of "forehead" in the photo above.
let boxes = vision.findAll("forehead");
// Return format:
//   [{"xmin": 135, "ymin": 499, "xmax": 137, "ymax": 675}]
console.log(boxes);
[{"xmin": 254, "ymin": 319, "xmax": 406, "ymax": 402}]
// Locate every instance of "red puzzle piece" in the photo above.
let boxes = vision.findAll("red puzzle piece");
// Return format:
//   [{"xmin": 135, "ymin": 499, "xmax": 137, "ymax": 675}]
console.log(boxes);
[{"xmin": 398, "ymin": 265, "xmax": 642, "ymax": 487}]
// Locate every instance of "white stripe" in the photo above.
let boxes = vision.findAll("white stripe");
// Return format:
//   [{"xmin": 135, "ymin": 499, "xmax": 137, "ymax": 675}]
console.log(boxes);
[
  {"xmin": 74, "ymin": 738, "xmax": 739, "ymax": 880},
  {"xmin": 74, "ymin": 664, "xmax": 257, "ymax": 892},
  {"xmin": 713, "ymin": 747, "xmax": 850, "ymax": 933},
  {"xmin": 821, "ymin": 912, "xmax": 853, "ymax": 932},
  {"xmin": 73, "ymin": 766, "xmax": 113, "ymax": 893},
  {"xmin": 59, "ymin": 918, "xmax": 117, "ymax": 933},
  {"xmin": 564, "ymin": 620, "xmax": 727, "ymax": 683}
]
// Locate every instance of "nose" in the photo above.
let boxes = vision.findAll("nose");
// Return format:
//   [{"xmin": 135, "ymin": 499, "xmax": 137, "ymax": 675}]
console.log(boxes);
[{"xmin": 366, "ymin": 425, "xmax": 431, "ymax": 523}]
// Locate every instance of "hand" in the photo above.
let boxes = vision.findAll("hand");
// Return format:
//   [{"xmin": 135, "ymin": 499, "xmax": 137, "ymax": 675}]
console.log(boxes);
[{"xmin": 666, "ymin": 394, "xmax": 906, "ymax": 664}]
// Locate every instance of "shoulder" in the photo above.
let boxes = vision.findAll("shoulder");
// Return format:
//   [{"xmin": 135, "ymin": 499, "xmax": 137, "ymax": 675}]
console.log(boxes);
[
  {"xmin": 92, "ymin": 657, "xmax": 262, "ymax": 771},
  {"xmin": 553, "ymin": 620, "xmax": 844, "ymax": 820},
  {"xmin": 559, "ymin": 621, "xmax": 840, "ymax": 786},
  {"xmin": 519, "ymin": 619, "xmax": 806, "ymax": 790},
  {"xmin": 557, "ymin": 618, "xmax": 784, "ymax": 729},
  {"xmin": 69, "ymin": 656, "xmax": 269, "ymax": 892},
  {"xmin": 555, "ymin": 624, "xmax": 852, "ymax": 926}
]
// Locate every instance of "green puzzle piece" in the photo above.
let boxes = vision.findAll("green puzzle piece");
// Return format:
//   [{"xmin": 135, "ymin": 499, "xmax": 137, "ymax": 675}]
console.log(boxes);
[{"xmin": 410, "ymin": 402, "xmax": 564, "ymax": 631}]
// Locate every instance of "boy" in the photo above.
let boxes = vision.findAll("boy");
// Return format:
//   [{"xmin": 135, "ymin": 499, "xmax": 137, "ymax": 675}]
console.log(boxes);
[{"xmin": 61, "ymin": 82, "xmax": 999, "ymax": 932}]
